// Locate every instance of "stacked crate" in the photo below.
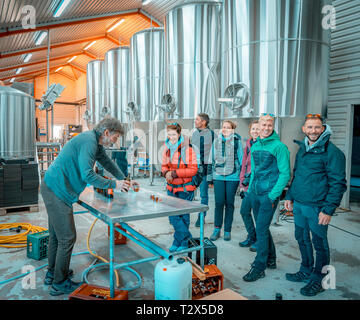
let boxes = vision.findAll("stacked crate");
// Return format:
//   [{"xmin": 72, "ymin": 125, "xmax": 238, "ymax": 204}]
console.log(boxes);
[{"xmin": 0, "ymin": 162, "xmax": 39, "ymax": 208}]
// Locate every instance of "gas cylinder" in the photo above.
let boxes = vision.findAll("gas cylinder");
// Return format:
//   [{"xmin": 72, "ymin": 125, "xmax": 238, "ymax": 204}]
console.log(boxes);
[{"xmin": 154, "ymin": 257, "xmax": 192, "ymax": 300}]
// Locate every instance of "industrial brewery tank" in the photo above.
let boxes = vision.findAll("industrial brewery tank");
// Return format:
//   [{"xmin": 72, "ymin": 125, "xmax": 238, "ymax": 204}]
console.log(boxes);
[
  {"xmin": 130, "ymin": 27, "xmax": 165, "ymax": 122},
  {"xmin": 103, "ymin": 47, "xmax": 130, "ymax": 123},
  {"xmin": 85, "ymin": 59, "xmax": 105, "ymax": 126},
  {"xmin": 220, "ymin": 0, "xmax": 331, "ymax": 118},
  {"xmin": 165, "ymin": 1, "xmax": 222, "ymax": 119},
  {"xmin": 0, "ymin": 85, "xmax": 35, "ymax": 160}
]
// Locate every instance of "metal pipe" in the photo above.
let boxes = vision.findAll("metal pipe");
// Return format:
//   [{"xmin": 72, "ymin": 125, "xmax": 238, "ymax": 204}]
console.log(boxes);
[{"xmin": 120, "ymin": 222, "xmax": 173, "ymax": 260}]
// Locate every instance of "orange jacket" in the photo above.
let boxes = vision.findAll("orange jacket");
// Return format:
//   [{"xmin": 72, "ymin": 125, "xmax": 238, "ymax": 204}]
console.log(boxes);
[{"xmin": 161, "ymin": 137, "xmax": 198, "ymax": 194}]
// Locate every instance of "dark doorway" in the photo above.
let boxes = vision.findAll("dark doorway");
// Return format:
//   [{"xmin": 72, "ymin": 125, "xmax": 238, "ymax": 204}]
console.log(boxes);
[{"xmin": 350, "ymin": 105, "xmax": 360, "ymax": 203}]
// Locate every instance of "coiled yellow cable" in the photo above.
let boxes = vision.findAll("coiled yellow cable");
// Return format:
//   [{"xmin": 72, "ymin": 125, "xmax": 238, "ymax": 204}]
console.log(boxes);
[
  {"xmin": 0, "ymin": 223, "xmax": 47, "ymax": 248},
  {"xmin": 0, "ymin": 220, "xmax": 121, "ymax": 287}
]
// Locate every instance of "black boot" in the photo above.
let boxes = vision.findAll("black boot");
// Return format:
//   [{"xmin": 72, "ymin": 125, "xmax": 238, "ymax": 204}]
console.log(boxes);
[
  {"xmin": 300, "ymin": 280, "xmax": 324, "ymax": 297},
  {"xmin": 285, "ymin": 271, "xmax": 311, "ymax": 283},
  {"xmin": 243, "ymin": 267, "xmax": 265, "ymax": 282},
  {"xmin": 239, "ymin": 235, "xmax": 256, "ymax": 248}
]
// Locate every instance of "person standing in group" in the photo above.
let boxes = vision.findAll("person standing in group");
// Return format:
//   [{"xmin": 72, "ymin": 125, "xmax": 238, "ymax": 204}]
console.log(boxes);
[
  {"xmin": 242, "ymin": 114, "xmax": 291, "ymax": 282},
  {"xmin": 238, "ymin": 120, "xmax": 260, "ymax": 249},
  {"xmin": 191, "ymin": 113, "xmax": 216, "ymax": 227},
  {"xmin": 284, "ymin": 114, "xmax": 346, "ymax": 297},
  {"xmin": 161, "ymin": 122, "xmax": 198, "ymax": 252},
  {"xmin": 208, "ymin": 120, "xmax": 242, "ymax": 242},
  {"xmin": 40, "ymin": 117, "xmax": 138, "ymax": 296}
]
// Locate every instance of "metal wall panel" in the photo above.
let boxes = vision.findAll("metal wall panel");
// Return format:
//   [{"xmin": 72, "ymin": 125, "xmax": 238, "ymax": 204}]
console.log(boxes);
[{"xmin": 327, "ymin": 0, "xmax": 360, "ymax": 208}]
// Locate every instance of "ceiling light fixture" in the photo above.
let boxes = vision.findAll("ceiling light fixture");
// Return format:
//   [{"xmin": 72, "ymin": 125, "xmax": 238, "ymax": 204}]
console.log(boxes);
[
  {"xmin": 15, "ymin": 68, "xmax": 23, "ymax": 74},
  {"xmin": 83, "ymin": 41, "xmax": 96, "ymax": 50},
  {"xmin": 10, "ymin": 78, "xmax": 15, "ymax": 83},
  {"xmin": 35, "ymin": 31, "xmax": 47, "ymax": 46},
  {"xmin": 107, "ymin": 19, "xmax": 125, "ymax": 32},
  {"xmin": 67, "ymin": 56, "xmax": 77, "ymax": 63},
  {"xmin": 53, "ymin": 0, "xmax": 71, "ymax": 18},
  {"xmin": 55, "ymin": 66, "xmax": 63, "ymax": 72},
  {"xmin": 24, "ymin": 53, "xmax": 33, "ymax": 63},
  {"xmin": 142, "ymin": 0, "xmax": 153, "ymax": 5}
]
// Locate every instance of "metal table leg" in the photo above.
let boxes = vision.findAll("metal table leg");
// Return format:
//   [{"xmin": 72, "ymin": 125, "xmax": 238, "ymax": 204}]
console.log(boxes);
[
  {"xmin": 109, "ymin": 222, "xmax": 115, "ymax": 298},
  {"xmin": 199, "ymin": 211, "xmax": 205, "ymax": 269}
]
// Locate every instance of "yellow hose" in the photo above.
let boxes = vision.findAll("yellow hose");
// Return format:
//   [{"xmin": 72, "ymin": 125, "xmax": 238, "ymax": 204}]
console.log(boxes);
[
  {"xmin": 0, "ymin": 220, "xmax": 121, "ymax": 287},
  {"xmin": 86, "ymin": 217, "xmax": 121, "ymax": 287},
  {"xmin": 0, "ymin": 223, "xmax": 47, "ymax": 248}
]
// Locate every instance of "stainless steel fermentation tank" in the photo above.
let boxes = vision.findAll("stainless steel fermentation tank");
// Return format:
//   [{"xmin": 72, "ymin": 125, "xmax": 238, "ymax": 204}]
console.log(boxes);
[
  {"xmin": 85, "ymin": 60, "xmax": 105, "ymax": 126},
  {"xmin": 0, "ymin": 85, "xmax": 35, "ymax": 160},
  {"xmin": 130, "ymin": 27, "xmax": 165, "ymax": 122},
  {"xmin": 103, "ymin": 47, "xmax": 130, "ymax": 123},
  {"xmin": 165, "ymin": 1, "xmax": 222, "ymax": 119},
  {"xmin": 220, "ymin": 0, "xmax": 331, "ymax": 118}
]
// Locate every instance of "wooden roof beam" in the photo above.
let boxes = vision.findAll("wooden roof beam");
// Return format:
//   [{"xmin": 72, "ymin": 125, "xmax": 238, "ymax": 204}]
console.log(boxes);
[
  {"xmin": 0, "ymin": 35, "xmax": 106, "ymax": 59},
  {"xmin": 0, "ymin": 51, "xmax": 85, "ymax": 73},
  {"xmin": 0, "ymin": 64, "xmax": 66, "ymax": 81},
  {"xmin": 0, "ymin": 9, "xmax": 140, "ymax": 38}
]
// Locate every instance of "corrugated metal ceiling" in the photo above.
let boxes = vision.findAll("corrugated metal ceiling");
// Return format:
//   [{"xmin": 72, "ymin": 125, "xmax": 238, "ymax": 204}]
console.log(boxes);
[{"xmin": 0, "ymin": 0, "xmax": 219, "ymax": 83}]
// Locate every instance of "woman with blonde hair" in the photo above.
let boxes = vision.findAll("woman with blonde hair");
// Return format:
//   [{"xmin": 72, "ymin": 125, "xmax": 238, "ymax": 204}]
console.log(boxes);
[
  {"xmin": 208, "ymin": 120, "xmax": 242, "ymax": 241},
  {"xmin": 238, "ymin": 120, "xmax": 260, "ymax": 249}
]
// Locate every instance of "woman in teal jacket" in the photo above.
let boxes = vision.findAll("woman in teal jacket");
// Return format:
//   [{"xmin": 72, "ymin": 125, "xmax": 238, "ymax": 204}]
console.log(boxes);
[{"xmin": 208, "ymin": 120, "xmax": 243, "ymax": 241}]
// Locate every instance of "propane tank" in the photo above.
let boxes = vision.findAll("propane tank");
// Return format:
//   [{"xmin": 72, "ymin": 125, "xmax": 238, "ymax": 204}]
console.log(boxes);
[{"xmin": 154, "ymin": 257, "xmax": 192, "ymax": 300}]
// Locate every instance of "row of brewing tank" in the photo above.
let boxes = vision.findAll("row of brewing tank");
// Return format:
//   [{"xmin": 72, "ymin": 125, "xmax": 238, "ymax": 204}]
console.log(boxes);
[
  {"xmin": 85, "ymin": 0, "xmax": 331, "ymax": 126},
  {"xmin": 0, "ymin": 0, "xmax": 331, "ymax": 160}
]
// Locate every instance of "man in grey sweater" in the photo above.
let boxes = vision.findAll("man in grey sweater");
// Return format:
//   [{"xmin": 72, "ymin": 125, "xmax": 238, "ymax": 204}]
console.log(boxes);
[
  {"xmin": 191, "ymin": 114, "xmax": 216, "ymax": 227},
  {"xmin": 40, "ymin": 117, "xmax": 136, "ymax": 296}
]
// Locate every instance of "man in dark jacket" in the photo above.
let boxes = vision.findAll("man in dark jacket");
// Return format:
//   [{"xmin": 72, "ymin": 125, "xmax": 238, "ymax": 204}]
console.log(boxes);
[
  {"xmin": 284, "ymin": 114, "xmax": 347, "ymax": 297},
  {"xmin": 191, "ymin": 113, "xmax": 216, "ymax": 227}
]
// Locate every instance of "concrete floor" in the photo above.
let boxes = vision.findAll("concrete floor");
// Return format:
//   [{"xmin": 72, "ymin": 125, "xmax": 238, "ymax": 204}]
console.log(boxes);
[{"xmin": 1, "ymin": 176, "xmax": 360, "ymax": 300}]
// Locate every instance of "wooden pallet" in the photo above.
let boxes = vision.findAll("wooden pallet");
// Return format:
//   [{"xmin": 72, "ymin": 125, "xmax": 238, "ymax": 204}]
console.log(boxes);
[{"xmin": 0, "ymin": 204, "xmax": 39, "ymax": 216}]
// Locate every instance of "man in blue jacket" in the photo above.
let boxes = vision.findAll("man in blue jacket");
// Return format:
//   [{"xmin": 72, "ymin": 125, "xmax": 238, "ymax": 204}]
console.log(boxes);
[
  {"xmin": 284, "ymin": 114, "xmax": 347, "ymax": 297},
  {"xmin": 242, "ymin": 114, "xmax": 291, "ymax": 282},
  {"xmin": 40, "ymin": 117, "xmax": 136, "ymax": 296}
]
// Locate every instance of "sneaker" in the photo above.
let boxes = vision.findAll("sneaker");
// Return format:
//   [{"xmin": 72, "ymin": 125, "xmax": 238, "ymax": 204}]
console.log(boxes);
[
  {"xmin": 50, "ymin": 278, "xmax": 82, "ymax": 296},
  {"xmin": 249, "ymin": 243, "xmax": 257, "ymax": 252},
  {"xmin": 223, "ymin": 231, "xmax": 231, "ymax": 241},
  {"xmin": 267, "ymin": 260, "xmax": 277, "ymax": 270},
  {"xmin": 210, "ymin": 228, "xmax": 221, "ymax": 241},
  {"xmin": 300, "ymin": 280, "xmax": 324, "ymax": 297},
  {"xmin": 239, "ymin": 236, "xmax": 256, "ymax": 248},
  {"xmin": 44, "ymin": 269, "xmax": 74, "ymax": 285},
  {"xmin": 286, "ymin": 271, "xmax": 311, "ymax": 283},
  {"xmin": 243, "ymin": 267, "xmax": 265, "ymax": 282}
]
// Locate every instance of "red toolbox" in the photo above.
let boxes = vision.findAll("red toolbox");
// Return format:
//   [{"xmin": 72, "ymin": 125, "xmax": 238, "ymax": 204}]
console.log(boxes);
[{"xmin": 69, "ymin": 283, "xmax": 128, "ymax": 300}]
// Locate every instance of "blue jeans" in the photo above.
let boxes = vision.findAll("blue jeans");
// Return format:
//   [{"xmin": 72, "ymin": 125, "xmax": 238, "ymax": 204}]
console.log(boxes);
[
  {"xmin": 213, "ymin": 180, "xmax": 239, "ymax": 232},
  {"xmin": 293, "ymin": 201, "xmax": 330, "ymax": 282},
  {"xmin": 197, "ymin": 178, "xmax": 209, "ymax": 219},
  {"xmin": 240, "ymin": 193, "xmax": 257, "ymax": 241},
  {"xmin": 249, "ymin": 193, "xmax": 278, "ymax": 271},
  {"xmin": 167, "ymin": 190, "xmax": 194, "ymax": 247}
]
